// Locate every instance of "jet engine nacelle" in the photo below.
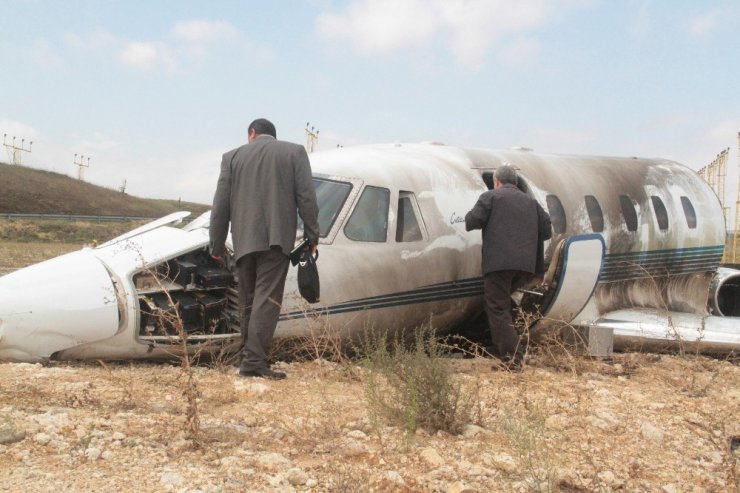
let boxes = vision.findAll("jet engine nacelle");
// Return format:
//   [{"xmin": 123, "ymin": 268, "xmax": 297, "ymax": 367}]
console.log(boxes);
[{"xmin": 709, "ymin": 267, "xmax": 740, "ymax": 317}]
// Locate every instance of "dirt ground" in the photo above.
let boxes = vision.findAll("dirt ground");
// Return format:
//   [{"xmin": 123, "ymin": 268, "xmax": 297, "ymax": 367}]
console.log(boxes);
[
  {"xmin": 0, "ymin": 244, "xmax": 739, "ymax": 492},
  {"xmin": 0, "ymin": 352, "xmax": 738, "ymax": 492}
]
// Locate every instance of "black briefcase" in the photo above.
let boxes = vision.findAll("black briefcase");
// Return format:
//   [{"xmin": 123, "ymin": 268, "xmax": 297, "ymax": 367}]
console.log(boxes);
[
  {"xmin": 297, "ymin": 249, "xmax": 320, "ymax": 303},
  {"xmin": 290, "ymin": 238, "xmax": 309, "ymax": 266}
]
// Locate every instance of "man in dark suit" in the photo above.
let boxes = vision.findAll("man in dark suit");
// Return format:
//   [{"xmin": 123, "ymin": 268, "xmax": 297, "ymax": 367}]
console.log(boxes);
[
  {"xmin": 465, "ymin": 165, "xmax": 551, "ymax": 371},
  {"xmin": 210, "ymin": 118, "xmax": 320, "ymax": 379}
]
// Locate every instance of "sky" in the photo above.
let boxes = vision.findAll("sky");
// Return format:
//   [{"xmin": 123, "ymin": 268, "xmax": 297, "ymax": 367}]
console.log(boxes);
[{"xmin": 1, "ymin": 0, "xmax": 739, "ymax": 209}]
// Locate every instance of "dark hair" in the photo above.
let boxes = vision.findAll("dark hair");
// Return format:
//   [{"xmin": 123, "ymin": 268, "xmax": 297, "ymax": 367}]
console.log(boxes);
[
  {"xmin": 494, "ymin": 164, "xmax": 518, "ymax": 185},
  {"xmin": 248, "ymin": 118, "xmax": 277, "ymax": 138}
]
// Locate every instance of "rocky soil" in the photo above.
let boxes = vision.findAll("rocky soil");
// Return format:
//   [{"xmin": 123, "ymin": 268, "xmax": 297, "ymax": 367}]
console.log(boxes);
[{"xmin": 0, "ymin": 352, "xmax": 738, "ymax": 492}]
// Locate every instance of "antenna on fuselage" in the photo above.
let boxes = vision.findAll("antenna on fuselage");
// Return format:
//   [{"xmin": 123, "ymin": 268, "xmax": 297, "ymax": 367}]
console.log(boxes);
[{"xmin": 305, "ymin": 122, "xmax": 319, "ymax": 153}]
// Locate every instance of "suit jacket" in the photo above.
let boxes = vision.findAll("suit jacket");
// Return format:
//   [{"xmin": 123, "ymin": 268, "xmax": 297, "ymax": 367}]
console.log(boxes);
[
  {"xmin": 465, "ymin": 184, "xmax": 552, "ymax": 275},
  {"xmin": 209, "ymin": 135, "xmax": 320, "ymax": 261}
]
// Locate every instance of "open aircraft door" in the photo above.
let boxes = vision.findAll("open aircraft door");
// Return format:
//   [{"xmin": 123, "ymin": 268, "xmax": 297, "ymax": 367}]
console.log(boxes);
[{"xmin": 522, "ymin": 234, "xmax": 605, "ymax": 331}]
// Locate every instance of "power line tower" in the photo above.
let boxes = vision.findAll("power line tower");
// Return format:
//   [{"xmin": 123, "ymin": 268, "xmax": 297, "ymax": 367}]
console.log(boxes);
[
  {"xmin": 119, "ymin": 179, "xmax": 127, "ymax": 195},
  {"xmin": 305, "ymin": 122, "xmax": 319, "ymax": 153},
  {"xmin": 3, "ymin": 134, "xmax": 33, "ymax": 165},
  {"xmin": 74, "ymin": 153, "xmax": 90, "ymax": 181}
]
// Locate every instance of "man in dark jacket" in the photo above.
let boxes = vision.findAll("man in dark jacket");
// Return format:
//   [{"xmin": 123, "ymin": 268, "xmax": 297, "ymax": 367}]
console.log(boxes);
[
  {"xmin": 210, "ymin": 118, "xmax": 320, "ymax": 379},
  {"xmin": 465, "ymin": 165, "xmax": 551, "ymax": 370}
]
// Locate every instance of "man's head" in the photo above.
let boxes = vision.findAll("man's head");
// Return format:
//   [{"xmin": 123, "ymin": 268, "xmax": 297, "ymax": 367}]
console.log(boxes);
[
  {"xmin": 494, "ymin": 164, "xmax": 517, "ymax": 188},
  {"xmin": 248, "ymin": 118, "xmax": 277, "ymax": 142}
]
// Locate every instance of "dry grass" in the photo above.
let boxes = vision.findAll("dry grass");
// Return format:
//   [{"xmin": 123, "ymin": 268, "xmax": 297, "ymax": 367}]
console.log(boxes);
[
  {"xmin": 0, "ymin": 354, "xmax": 736, "ymax": 491},
  {"xmin": 0, "ymin": 161, "xmax": 208, "ymax": 216},
  {"xmin": 0, "ymin": 241, "xmax": 80, "ymax": 276}
]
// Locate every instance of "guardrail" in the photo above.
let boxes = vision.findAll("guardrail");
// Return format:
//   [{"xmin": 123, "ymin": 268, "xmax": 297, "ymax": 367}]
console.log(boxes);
[{"xmin": 0, "ymin": 213, "xmax": 156, "ymax": 222}]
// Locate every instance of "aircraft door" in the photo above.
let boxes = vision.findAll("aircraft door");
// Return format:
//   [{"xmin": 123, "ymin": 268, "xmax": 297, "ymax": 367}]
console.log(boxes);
[{"xmin": 520, "ymin": 234, "xmax": 605, "ymax": 329}]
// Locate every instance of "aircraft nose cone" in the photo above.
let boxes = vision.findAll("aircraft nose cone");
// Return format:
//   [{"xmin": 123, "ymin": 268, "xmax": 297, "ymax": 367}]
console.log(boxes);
[{"xmin": 0, "ymin": 249, "xmax": 120, "ymax": 362}]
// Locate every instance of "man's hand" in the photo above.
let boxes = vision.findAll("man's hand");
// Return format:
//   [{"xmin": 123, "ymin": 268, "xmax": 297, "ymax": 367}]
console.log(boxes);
[{"xmin": 310, "ymin": 243, "xmax": 318, "ymax": 257}]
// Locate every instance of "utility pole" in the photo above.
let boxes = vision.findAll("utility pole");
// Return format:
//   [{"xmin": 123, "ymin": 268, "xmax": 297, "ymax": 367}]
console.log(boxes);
[
  {"xmin": 734, "ymin": 131, "xmax": 740, "ymax": 263},
  {"xmin": 74, "ymin": 153, "xmax": 90, "ymax": 181},
  {"xmin": 305, "ymin": 122, "xmax": 319, "ymax": 153},
  {"xmin": 3, "ymin": 134, "xmax": 33, "ymax": 165}
]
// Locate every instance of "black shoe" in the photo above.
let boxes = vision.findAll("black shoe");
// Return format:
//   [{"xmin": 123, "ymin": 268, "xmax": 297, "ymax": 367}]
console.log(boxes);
[{"xmin": 239, "ymin": 367, "xmax": 287, "ymax": 380}]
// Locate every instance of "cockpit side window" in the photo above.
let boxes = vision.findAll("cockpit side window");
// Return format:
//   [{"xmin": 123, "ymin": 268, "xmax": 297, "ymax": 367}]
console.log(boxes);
[
  {"xmin": 619, "ymin": 195, "xmax": 638, "ymax": 232},
  {"xmin": 344, "ymin": 186, "xmax": 390, "ymax": 242},
  {"xmin": 650, "ymin": 196, "xmax": 669, "ymax": 230},
  {"xmin": 396, "ymin": 191, "xmax": 423, "ymax": 242},
  {"xmin": 584, "ymin": 195, "xmax": 604, "ymax": 232},
  {"xmin": 298, "ymin": 178, "xmax": 352, "ymax": 237},
  {"xmin": 546, "ymin": 194, "xmax": 567, "ymax": 234},
  {"xmin": 481, "ymin": 172, "xmax": 494, "ymax": 190},
  {"xmin": 680, "ymin": 196, "xmax": 697, "ymax": 229}
]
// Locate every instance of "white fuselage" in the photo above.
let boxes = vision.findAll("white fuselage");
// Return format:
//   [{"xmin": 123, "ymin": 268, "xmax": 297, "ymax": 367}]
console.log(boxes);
[{"xmin": 0, "ymin": 143, "xmax": 737, "ymax": 362}]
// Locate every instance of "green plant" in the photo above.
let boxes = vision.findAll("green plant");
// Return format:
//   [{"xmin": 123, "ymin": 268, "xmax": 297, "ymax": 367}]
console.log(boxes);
[
  {"xmin": 499, "ymin": 405, "xmax": 556, "ymax": 493},
  {"xmin": 357, "ymin": 323, "xmax": 475, "ymax": 440}
]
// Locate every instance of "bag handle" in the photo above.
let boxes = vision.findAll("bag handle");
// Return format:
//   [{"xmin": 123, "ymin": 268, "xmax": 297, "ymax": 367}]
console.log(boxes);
[{"xmin": 299, "ymin": 248, "xmax": 318, "ymax": 267}]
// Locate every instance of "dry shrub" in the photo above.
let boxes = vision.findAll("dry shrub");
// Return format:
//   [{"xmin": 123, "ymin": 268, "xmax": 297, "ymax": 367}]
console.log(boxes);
[
  {"xmin": 499, "ymin": 404, "xmax": 557, "ymax": 493},
  {"xmin": 270, "ymin": 300, "xmax": 350, "ymax": 372},
  {"xmin": 357, "ymin": 324, "xmax": 475, "ymax": 438},
  {"xmin": 530, "ymin": 324, "xmax": 595, "ymax": 375},
  {"xmin": 136, "ymin": 260, "xmax": 203, "ymax": 446}
]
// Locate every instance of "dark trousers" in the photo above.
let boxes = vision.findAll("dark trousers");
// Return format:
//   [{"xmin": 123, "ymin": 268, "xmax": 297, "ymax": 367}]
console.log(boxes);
[
  {"xmin": 236, "ymin": 247, "xmax": 290, "ymax": 371},
  {"xmin": 483, "ymin": 270, "xmax": 530, "ymax": 357}
]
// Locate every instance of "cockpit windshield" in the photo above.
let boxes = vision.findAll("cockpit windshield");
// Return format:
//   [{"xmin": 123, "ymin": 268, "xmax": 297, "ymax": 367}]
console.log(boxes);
[{"xmin": 298, "ymin": 178, "xmax": 353, "ymax": 237}]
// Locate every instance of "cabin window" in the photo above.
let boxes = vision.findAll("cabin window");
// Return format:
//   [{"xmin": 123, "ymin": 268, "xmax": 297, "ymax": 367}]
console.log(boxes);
[
  {"xmin": 546, "ymin": 195, "xmax": 567, "ymax": 234},
  {"xmin": 396, "ymin": 191, "xmax": 423, "ymax": 242},
  {"xmin": 344, "ymin": 186, "xmax": 390, "ymax": 242},
  {"xmin": 651, "ymin": 196, "xmax": 669, "ymax": 230},
  {"xmin": 681, "ymin": 196, "xmax": 697, "ymax": 229},
  {"xmin": 481, "ymin": 172, "xmax": 494, "ymax": 190},
  {"xmin": 584, "ymin": 195, "xmax": 604, "ymax": 232},
  {"xmin": 297, "ymin": 178, "xmax": 352, "ymax": 237},
  {"xmin": 619, "ymin": 195, "xmax": 638, "ymax": 232}
]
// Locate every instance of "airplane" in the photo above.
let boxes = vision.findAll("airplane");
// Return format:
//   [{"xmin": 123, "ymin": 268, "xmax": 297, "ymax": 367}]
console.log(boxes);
[{"xmin": 1, "ymin": 141, "xmax": 739, "ymax": 363}]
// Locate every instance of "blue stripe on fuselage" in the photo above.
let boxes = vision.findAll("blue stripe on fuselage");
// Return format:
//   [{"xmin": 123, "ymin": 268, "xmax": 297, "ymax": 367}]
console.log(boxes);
[{"xmin": 279, "ymin": 245, "xmax": 724, "ymax": 319}]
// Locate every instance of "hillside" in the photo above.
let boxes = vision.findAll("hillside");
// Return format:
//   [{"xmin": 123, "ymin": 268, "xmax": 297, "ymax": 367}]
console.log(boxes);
[{"xmin": 0, "ymin": 162, "xmax": 209, "ymax": 217}]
